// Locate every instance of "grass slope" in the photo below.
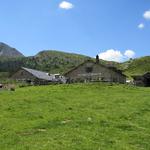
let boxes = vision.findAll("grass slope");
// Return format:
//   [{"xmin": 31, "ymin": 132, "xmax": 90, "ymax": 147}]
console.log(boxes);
[
  {"xmin": 0, "ymin": 83, "xmax": 150, "ymax": 150},
  {"xmin": 121, "ymin": 56, "xmax": 150, "ymax": 76}
]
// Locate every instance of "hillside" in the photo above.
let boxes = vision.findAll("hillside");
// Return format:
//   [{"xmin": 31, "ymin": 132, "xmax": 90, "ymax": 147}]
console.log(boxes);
[
  {"xmin": 0, "ymin": 50, "xmax": 90, "ymax": 75},
  {"xmin": 35, "ymin": 50, "xmax": 91, "ymax": 73},
  {"xmin": 121, "ymin": 56, "xmax": 150, "ymax": 76},
  {"xmin": 0, "ymin": 42, "xmax": 24, "ymax": 58},
  {"xmin": 0, "ymin": 83, "xmax": 150, "ymax": 149}
]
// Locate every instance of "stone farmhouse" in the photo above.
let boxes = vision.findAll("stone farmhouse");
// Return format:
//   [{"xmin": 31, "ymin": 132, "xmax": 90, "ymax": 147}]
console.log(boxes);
[{"xmin": 64, "ymin": 56, "xmax": 126, "ymax": 83}]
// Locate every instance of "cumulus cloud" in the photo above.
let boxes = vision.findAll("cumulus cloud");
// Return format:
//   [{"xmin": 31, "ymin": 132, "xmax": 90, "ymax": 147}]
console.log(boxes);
[
  {"xmin": 138, "ymin": 23, "xmax": 144, "ymax": 29},
  {"xmin": 124, "ymin": 50, "xmax": 135, "ymax": 58},
  {"xmin": 98, "ymin": 49, "xmax": 123, "ymax": 62},
  {"xmin": 59, "ymin": 1, "xmax": 74, "ymax": 10},
  {"xmin": 98, "ymin": 49, "xmax": 135, "ymax": 62},
  {"xmin": 143, "ymin": 10, "xmax": 150, "ymax": 20}
]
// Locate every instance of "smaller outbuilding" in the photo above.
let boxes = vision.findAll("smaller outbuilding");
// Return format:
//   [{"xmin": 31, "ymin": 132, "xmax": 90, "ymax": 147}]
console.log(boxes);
[
  {"xmin": 12, "ymin": 67, "xmax": 65, "ymax": 85},
  {"xmin": 132, "ymin": 72, "xmax": 150, "ymax": 87}
]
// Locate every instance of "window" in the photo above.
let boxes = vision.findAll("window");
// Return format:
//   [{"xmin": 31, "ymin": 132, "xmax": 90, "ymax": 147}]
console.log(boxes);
[
  {"xmin": 21, "ymin": 71, "xmax": 24, "ymax": 75},
  {"xmin": 85, "ymin": 67, "xmax": 93, "ymax": 73}
]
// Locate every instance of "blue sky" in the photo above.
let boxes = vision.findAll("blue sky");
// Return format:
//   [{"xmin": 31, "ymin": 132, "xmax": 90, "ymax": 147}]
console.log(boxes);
[{"xmin": 0, "ymin": 0, "xmax": 150, "ymax": 61}]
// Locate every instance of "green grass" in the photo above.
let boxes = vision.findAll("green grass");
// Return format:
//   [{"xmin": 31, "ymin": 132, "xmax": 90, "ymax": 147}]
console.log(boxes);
[
  {"xmin": 0, "ymin": 83, "xmax": 150, "ymax": 150},
  {"xmin": 121, "ymin": 56, "xmax": 150, "ymax": 77}
]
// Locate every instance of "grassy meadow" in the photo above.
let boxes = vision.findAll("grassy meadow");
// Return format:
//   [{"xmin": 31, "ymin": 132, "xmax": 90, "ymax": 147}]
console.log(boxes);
[{"xmin": 0, "ymin": 83, "xmax": 150, "ymax": 150}]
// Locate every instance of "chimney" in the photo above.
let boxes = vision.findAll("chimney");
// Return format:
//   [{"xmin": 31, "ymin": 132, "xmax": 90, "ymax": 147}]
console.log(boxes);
[{"xmin": 96, "ymin": 55, "xmax": 99, "ymax": 64}]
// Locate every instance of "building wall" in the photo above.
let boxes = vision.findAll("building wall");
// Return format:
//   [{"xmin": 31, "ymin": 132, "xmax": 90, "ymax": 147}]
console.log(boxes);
[
  {"xmin": 65, "ymin": 62, "xmax": 126, "ymax": 83},
  {"xmin": 134, "ymin": 80, "xmax": 145, "ymax": 86},
  {"xmin": 12, "ymin": 69, "xmax": 53, "ymax": 85},
  {"xmin": 12, "ymin": 69, "xmax": 36, "ymax": 81},
  {"xmin": 133, "ymin": 75, "xmax": 150, "ymax": 87}
]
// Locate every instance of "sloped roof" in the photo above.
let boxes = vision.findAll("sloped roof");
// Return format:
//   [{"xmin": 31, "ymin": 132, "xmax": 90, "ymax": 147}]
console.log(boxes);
[
  {"xmin": 22, "ymin": 67, "xmax": 53, "ymax": 81},
  {"xmin": 132, "ymin": 72, "xmax": 150, "ymax": 79},
  {"xmin": 143, "ymin": 72, "xmax": 150, "ymax": 78},
  {"xmin": 64, "ymin": 59, "xmax": 126, "ymax": 77}
]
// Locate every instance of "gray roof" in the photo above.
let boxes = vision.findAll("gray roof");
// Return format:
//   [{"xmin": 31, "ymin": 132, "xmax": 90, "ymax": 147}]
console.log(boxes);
[{"xmin": 22, "ymin": 67, "xmax": 53, "ymax": 81}]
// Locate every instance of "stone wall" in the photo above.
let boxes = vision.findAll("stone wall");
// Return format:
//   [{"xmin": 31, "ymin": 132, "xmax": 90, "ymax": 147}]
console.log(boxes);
[
  {"xmin": 65, "ymin": 61, "xmax": 126, "ymax": 83},
  {"xmin": 11, "ymin": 69, "xmax": 35, "ymax": 81}
]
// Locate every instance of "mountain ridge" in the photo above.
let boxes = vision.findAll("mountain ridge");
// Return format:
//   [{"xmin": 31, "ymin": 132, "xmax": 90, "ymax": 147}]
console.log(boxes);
[{"xmin": 0, "ymin": 42, "xmax": 24, "ymax": 58}]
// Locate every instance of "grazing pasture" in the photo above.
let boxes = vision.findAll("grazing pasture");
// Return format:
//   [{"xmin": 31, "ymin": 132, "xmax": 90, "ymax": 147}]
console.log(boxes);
[{"xmin": 0, "ymin": 83, "xmax": 150, "ymax": 150}]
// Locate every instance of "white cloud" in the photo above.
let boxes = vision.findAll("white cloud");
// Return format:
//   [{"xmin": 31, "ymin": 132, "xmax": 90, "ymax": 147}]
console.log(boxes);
[
  {"xmin": 59, "ymin": 1, "xmax": 74, "ymax": 10},
  {"xmin": 98, "ymin": 49, "xmax": 136, "ymax": 62},
  {"xmin": 143, "ymin": 10, "xmax": 150, "ymax": 20},
  {"xmin": 138, "ymin": 23, "xmax": 144, "ymax": 29},
  {"xmin": 98, "ymin": 49, "xmax": 123, "ymax": 62},
  {"xmin": 124, "ymin": 50, "xmax": 135, "ymax": 58}
]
